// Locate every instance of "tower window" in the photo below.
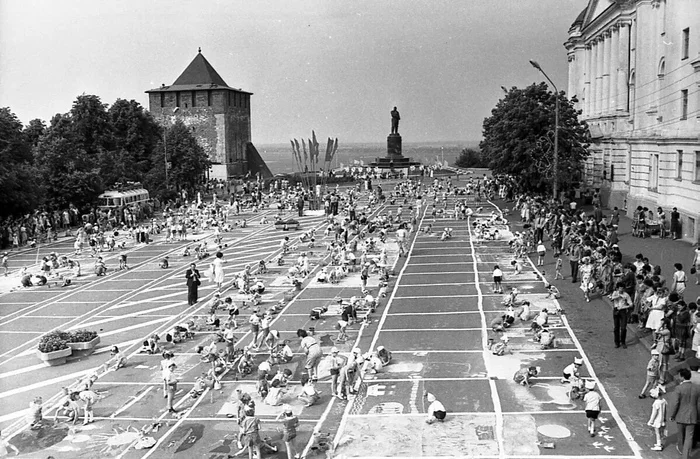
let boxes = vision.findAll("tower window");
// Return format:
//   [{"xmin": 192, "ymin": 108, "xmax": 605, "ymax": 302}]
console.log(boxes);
[
  {"xmin": 207, "ymin": 90, "xmax": 212, "ymax": 107},
  {"xmin": 681, "ymin": 89, "xmax": 689, "ymax": 120},
  {"xmin": 682, "ymin": 28, "xmax": 690, "ymax": 60},
  {"xmin": 160, "ymin": 92, "xmax": 164, "ymax": 108},
  {"xmin": 191, "ymin": 91, "xmax": 197, "ymax": 107},
  {"xmin": 175, "ymin": 92, "xmax": 180, "ymax": 108}
]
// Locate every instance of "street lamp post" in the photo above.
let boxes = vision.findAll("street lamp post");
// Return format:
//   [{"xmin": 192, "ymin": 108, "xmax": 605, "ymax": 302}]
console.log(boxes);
[{"xmin": 530, "ymin": 60, "xmax": 559, "ymax": 200}]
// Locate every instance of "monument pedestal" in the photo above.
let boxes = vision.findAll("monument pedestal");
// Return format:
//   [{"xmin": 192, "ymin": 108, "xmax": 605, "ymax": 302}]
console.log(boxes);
[
  {"xmin": 369, "ymin": 132, "xmax": 420, "ymax": 170},
  {"xmin": 387, "ymin": 133, "xmax": 402, "ymax": 159}
]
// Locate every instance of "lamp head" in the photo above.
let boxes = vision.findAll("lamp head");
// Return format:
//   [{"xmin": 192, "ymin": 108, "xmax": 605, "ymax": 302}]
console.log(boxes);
[{"xmin": 529, "ymin": 60, "xmax": 541, "ymax": 70}]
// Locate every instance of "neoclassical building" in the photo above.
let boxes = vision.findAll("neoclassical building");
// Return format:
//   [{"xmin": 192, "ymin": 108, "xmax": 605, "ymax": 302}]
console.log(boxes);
[{"xmin": 566, "ymin": 0, "xmax": 699, "ymax": 241}]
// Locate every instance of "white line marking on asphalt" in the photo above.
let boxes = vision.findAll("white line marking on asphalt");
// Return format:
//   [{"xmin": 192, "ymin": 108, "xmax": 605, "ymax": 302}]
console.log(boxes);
[
  {"xmin": 467, "ymin": 213, "xmax": 505, "ymax": 459},
  {"xmin": 524, "ymin": 251, "xmax": 643, "ymax": 458},
  {"xmin": 110, "ymin": 386, "xmax": 153, "ymax": 418},
  {"xmin": 72, "ymin": 303, "xmax": 188, "ymax": 328},
  {"xmin": 332, "ymin": 204, "xmax": 427, "ymax": 450}
]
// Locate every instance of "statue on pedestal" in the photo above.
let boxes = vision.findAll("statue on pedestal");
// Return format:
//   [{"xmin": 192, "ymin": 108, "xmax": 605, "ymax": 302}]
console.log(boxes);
[{"xmin": 391, "ymin": 107, "xmax": 400, "ymax": 134}]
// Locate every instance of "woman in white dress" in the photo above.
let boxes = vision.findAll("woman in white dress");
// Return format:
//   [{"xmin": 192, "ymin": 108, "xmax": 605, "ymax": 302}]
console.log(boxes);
[
  {"xmin": 211, "ymin": 252, "xmax": 225, "ymax": 290},
  {"xmin": 645, "ymin": 286, "xmax": 667, "ymax": 332}
]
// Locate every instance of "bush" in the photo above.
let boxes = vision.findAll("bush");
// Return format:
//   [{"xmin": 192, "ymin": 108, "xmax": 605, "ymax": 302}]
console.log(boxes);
[
  {"xmin": 68, "ymin": 329, "xmax": 98, "ymax": 343},
  {"xmin": 38, "ymin": 331, "xmax": 70, "ymax": 353}
]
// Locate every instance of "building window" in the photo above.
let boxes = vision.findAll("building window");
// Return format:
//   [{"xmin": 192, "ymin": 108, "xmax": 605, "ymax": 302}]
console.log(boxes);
[
  {"xmin": 695, "ymin": 151, "xmax": 700, "ymax": 182},
  {"xmin": 175, "ymin": 92, "xmax": 180, "ymax": 108},
  {"xmin": 207, "ymin": 90, "xmax": 212, "ymax": 107},
  {"xmin": 682, "ymin": 28, "xmax": 690, "ymax": 60},
  {"xmin": 681, "ymin": 89, "xmax": 689, "ymax": 120},
  {"xmin": 191, "ymin": 91, "xmax": 197, "ymax": 107},
  {"xmin": 610, "ymin": 164, "xmax": 615, "ymax": 182},
  {"xmin": 650, "ymin": 154, "xmax": 659, "ymax": 191},
  {"xmin": 160, "ymin": 92, "xmax": 164, "ymax": 108},
  {"xmin": 677, "ymin": 150, "xmax": 684, "ymax": 180}
]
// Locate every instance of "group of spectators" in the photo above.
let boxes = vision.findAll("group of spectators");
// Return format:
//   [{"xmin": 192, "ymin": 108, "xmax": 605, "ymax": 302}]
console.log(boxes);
[{"xmin": 496, "ymin": 174, "xmax": 700, "ymax": 455}]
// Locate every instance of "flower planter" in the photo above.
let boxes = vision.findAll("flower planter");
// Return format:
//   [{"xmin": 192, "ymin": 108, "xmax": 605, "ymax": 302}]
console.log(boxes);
[
  {"xmin": 36, "ymin": 347, "xmax": 72, "ymax": 367},
  {"xmin": 67, "ymin": 336, "xmax": 100, "ymax": 357}
]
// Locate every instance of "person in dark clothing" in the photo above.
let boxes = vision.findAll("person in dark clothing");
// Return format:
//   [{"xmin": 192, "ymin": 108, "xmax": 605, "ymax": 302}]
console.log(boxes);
[
  {"xmin": 185, "ymin": 263, "xmax": 201, "ymax": 305},
  {"xmin": 671, "ymin": 207, "xmax": 681, "ymax": 240}
]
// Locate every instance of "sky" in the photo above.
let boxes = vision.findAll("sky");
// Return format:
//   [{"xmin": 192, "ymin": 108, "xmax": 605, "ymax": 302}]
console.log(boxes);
[{"xmin": 0, "ymin": 0, "xmax": 586, "ymax": 144}]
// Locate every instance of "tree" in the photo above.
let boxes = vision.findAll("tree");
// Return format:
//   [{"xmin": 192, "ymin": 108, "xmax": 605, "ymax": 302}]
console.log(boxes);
[
  {"xmin": 0, "ymin": 108, "xmax": 44, "ymax": 216},
  {"xmin": 35, "ymin": 113, "xmax": 103, "ymax": 211},
  {"xmin": 480, "ymin": 82, "xmax": 590, "ymax": 193},
  {"xmin": 454, "ymin": 147, "xmax": 488, "ymax": 169},
  {"xmin": 23, "ymin": 118, "xmax": 46, "ymax": 148},
  {"xmin": 144, "ymin": 120, "xmax": 210, "ymax": 199},
  {"xmin": 103, "ymin": 99, "xmax": 161, "ymax": 187}
]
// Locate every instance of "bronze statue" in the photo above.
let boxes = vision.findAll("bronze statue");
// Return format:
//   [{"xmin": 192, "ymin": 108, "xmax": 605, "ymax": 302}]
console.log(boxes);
[{"xmin": 391, "ymin": 106, "xmax": 400, "ymax": 134}]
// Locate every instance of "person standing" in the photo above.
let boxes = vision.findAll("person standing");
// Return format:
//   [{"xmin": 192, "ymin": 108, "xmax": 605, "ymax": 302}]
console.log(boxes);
[
  {"xmin": 671, "ymin": 263, "xmax": 688, "ymax": 299},
  {"xmin": 692, "ymin": 244, "xmax": 700, "ymax": 285},
  {"xmin": 567, "ymin": 239, "xmax": 581, "ymax": 283},
  {"xmin": 163, "ymin": 362, "xmax": 179, "ymax": 413},
  {"xmin": 185, "ymin": 263, "xmax": 201, "ymax": 305},
  {"xmin": 296, "ymin": 194, "xmax": 304, "ymax": 218},
  {"xmin": 669, "ymin": 368, "xmax": 700, "ymax": 459},
  {"xmin": 583, "ymin": 380, "xmax": 602, "ymax": 436},
  {"xmin": 1, "ymin": 252, "xmax": 8, "ymax": 277},
  {"xmin": 211, "ymin": 252, "xmax": 226, "ymax": 291},
  {"xmin": 609, "ymin": 282, "xmax": 633, "ymax": 348},
  {"xmin": 276, "ymin": 405, "xmax": 299, "ymax": 459},
  {"xmin": 671, "ymin": 207, "xmax": 681, "ymax": 240}
]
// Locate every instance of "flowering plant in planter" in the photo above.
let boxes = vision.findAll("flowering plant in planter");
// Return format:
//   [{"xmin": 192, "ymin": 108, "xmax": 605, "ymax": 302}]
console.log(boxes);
[
  {"xmin": 68, "ymin": 329, "xmax": 99, "ymax": 343},
  {"xmin": 37, "ymin": 331, "xmax": 70, "ymax": 353}
]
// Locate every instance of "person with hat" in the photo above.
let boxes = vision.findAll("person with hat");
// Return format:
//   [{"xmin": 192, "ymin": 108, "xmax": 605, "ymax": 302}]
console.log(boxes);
[
  {"xmin": 337, "ymin": 348, "xmax": 363, "ymax": 399},
  {"xmin": 561, "ymin": 357, "xmax": 584, "ymax": 384},
  {"xmin": 328, "ymin": 347, "xmax": 344, "ymax": 397},
  {"xmin": 647, "ymin": 384, "xmax": 668, "ymax": 451},
  {"xmin": 163, "ymin": 362, "xmax": 179, "ymax": 413},
  {"xmin": 276, "ymin": 405, "xmax": 300, "ymax": 459},
  {"xmin": 639, "ymin": 348, "xmax": 661, "ymax": 399},
  {"xmin": 583, "ymin": 380, "xmax": 602, "ymax": 436},
  {"xmin": 424, "ymin": 392, "xmax": 447, "ymax": 424}
]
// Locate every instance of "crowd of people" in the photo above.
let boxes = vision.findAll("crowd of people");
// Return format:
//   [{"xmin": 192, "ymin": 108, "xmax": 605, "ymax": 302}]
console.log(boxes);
[{"xmin": 492, "ymin": 173, "xmax": 700, "ymax": 454}]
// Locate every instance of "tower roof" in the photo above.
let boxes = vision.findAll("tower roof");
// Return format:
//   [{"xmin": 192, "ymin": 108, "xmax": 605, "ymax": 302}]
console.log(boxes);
[
  {"xmin": 146, "ymin": 50, "xmax": 252, "ymax": 94},
  {"xmin": 173, "ymin": 51, "xmax": 228, "ymax": 86}
]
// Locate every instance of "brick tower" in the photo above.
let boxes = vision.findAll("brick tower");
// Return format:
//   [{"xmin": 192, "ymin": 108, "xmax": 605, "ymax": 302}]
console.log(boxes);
[{"xmin": 146, "ymin": 49, "xmax": 271, "ymax": 180}]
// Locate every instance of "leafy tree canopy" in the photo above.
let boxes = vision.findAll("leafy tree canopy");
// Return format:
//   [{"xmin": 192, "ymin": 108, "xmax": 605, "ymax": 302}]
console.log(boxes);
[
  {"xmin": 0, "ymin": 108, "xmax": 44, "ymax": 216},
  {"xmin": 454, "ymin": 147, "xmax": 489, "ymax": 169},
  {"xmin": 480, "ymin": 82, "xmax": 590, "ymax": 193}
]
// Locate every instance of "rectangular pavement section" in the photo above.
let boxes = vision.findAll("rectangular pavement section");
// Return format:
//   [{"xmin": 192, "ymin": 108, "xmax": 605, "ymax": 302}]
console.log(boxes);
[
  {"xmin": 376, "ymin": 329, "xmax": 483, "ymax": 352},
  {"xmin": 388, "ymin": 296, "xmax": 481, "ymax": 313},
  {"xmin": 394, "ymin": 284, "xmax": 478, "ymax": 298},
  {"xmin": 362, "ymin": 351, "xmax": 488, "ymax": 379}
]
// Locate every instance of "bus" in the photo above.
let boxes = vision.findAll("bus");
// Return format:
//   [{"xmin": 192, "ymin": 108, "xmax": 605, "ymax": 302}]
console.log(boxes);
[{"xmin": 98, "ymin": 188, "xmax": 150, "ymax": 210}]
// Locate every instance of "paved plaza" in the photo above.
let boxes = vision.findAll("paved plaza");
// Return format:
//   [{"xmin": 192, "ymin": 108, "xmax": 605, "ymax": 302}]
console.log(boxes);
[{"xmin": 0, "ymin": 180, "xmax": 691, "ymax": 458}]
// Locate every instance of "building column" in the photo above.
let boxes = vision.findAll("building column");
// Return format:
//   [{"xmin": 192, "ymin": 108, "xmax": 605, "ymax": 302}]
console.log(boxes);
[
  {"xmin": 584, "ymin": 45, "xmax": 592, "ymax": 118},
  {"xmin": 617, "ymin": 21, "xmax": 631, "ymax": 112},
  {"xmin": 602, "ymin": 31, "xmax": 611, "ymax": 115},
  {"xmin": 592, "ymin": 40, "xmax": 600, "ymax": 116},
  {"xmin": 609, "ymin": 25, "xmax": 619, "ymax": 113}
]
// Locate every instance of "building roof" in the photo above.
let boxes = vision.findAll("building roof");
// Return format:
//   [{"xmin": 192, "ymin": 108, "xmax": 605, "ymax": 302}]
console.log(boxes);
[
  {"xmin": 146, "ymin": 50, "xmax": 252, "ymax": 94},
  {"xmin": 571, "ymin": 6, "xmax": 587, "ymax": 28}
]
